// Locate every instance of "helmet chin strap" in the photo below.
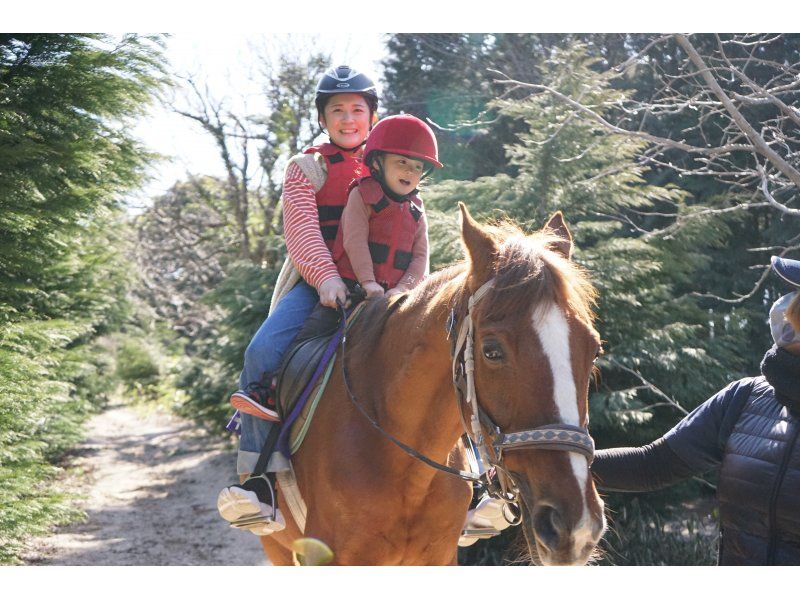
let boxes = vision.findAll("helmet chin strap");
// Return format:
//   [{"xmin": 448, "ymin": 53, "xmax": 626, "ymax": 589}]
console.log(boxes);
[{"xmin": 327, "ymin": 138, "xmax": 367, "ymax": 153}]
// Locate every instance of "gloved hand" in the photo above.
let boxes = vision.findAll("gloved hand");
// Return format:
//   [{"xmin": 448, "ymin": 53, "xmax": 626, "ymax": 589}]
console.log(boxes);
[
  {"xmin": 318, "ymin": 277, "xmax": 349, "ymax": 308},
  {"xmin": 362, "ymin": 281, "xmax": 385, "ymax": 298},
  {"xmin": 385, "ymin": 287, "xmax": 405, "ymax": 297}
]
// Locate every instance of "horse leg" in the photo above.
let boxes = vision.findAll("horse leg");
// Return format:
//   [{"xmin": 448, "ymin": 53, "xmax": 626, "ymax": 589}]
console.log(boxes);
[{"xmin": 260, "ymin": 536, "xmax": 294, "ymax": 565}]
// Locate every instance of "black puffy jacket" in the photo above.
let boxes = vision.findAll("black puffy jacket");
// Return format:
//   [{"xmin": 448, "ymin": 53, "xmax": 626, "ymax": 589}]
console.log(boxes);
[
  {"xmin": 715, "ymin": 375, "xmax": 800, "ymax": 564},
  {"xmin": 592, "ymin": 346, "xmax": 800, "ymax": 565}
]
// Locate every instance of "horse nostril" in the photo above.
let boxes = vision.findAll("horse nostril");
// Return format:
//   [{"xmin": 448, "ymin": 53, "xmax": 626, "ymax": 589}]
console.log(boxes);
[{"xmin": 532, "ymin": 505, "xmax": 565, "ymax": 551}]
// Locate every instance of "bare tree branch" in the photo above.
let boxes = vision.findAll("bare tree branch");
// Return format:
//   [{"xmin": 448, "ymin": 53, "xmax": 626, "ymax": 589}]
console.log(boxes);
[
  {"xmin": 674, "ymin": 34, "xmax": 800, "ymax": 189},
  {"xmin": 605, "ymin": 357, "xmax": 689, "ymax": 416},
  {"xmin": 489, "ymin": 68, "xmax": 755, "ymax": 156}
]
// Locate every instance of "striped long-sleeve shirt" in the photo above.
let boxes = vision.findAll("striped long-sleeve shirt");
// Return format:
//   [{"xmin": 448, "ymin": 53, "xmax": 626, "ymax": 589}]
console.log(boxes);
[{"xmin": 282, "ymin": 160, "xmax": 340, "ymax": 290}]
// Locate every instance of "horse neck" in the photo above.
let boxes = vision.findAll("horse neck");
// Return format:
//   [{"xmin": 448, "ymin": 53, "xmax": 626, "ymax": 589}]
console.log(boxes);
[{"xmin": 366, "ymin": 280, "xmax": 467, "ymax": 473}]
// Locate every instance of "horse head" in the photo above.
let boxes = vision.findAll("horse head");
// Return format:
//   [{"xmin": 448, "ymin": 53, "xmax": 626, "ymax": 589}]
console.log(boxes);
[{"xmin": 458, "ymin": 203, "xmax": 605, "ymax": 565}]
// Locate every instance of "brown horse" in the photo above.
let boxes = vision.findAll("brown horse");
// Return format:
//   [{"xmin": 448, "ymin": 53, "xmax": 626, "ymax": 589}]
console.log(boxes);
[{"xmin": 259, "ymin": 204, "xmax": 605, "ymax": 565}]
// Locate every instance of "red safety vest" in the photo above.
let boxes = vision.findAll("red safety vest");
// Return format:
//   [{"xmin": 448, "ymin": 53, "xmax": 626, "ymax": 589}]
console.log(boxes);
[
  {"xmin": 303, "ymin": 143, "xmax": 368, "ymax": 252},
  {"xmin": 333, "ymin": 177, "xmax": 423, "ymax": 289}
]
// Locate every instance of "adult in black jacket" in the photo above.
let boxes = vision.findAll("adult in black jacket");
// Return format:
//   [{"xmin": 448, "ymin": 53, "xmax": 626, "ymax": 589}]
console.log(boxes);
[{"xmin": 592, "ymin": 256, "xmax": 800, "ymax": 565}]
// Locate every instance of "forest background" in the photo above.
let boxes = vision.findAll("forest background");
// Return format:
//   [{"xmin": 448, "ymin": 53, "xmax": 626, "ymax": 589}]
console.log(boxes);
[{"xmin": 2, "ymin": 32, "xmax": 799, "ymax": 565}]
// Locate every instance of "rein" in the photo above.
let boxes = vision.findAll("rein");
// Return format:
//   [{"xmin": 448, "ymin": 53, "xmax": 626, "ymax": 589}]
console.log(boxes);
[
  {"xmin": 337, "ymin": 301, "xmax": 482, "ymax": 483},
  {"xmin": 336, "ymin": 276, "xmax": 596, "ymax": 503}
]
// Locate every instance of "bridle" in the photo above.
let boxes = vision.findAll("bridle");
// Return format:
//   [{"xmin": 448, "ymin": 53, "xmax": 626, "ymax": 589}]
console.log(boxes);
[
  {"xmin": 337, "ymin": 275, "xmax": 595, "ymax": 520},
  {"xmin": 448, "ymin": 277, "xmax": 595, "ymax": 515}
]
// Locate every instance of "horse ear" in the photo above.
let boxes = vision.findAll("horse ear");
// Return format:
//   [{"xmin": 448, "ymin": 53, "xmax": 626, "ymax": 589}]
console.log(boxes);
[
  {"xmin": 459, "ymin": 202, "xmax": 496, "ymax": 278},
  {"xmin": 544, "ymin": 211, "xmax": 573, "ymax": 260}
]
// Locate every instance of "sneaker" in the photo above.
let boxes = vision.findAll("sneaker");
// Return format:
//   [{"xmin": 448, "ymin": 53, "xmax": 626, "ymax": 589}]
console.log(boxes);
[
  {"xmin": 229, "ymin": 390, "xmax": 280, "ymax": 422},
  {"xmin": 217, "ymin": 474, "xmax": 285, "ymax": 536},
  {"xmin": 458, "ymin": 494, "xmax": 517, "ymax": 547}
]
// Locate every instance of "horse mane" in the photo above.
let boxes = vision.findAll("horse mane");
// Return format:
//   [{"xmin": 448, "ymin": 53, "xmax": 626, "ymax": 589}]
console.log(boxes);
[
  {"xmin": 346, "ymin": 219, "xmax": 597, "ymax": 355},
  {"xmin": 423, "ymin": 220, "xmax": 597, "ymax": 327},
  {"xmin": 475, "ymin": 221, "xmax": 598, "ymax": 327}
]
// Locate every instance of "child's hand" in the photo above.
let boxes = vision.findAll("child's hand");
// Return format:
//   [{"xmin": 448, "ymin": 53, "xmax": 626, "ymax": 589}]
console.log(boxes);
[
  {"xmin": 385, "ymin": 287, "xmax": 405, "ymax": 297},
  {"xmin": 363, "ymin": 281, "xmax": 385, "ymax": 298}
]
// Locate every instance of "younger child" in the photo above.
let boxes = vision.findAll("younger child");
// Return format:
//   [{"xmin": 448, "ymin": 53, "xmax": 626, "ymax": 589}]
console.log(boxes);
[{"xmin": 335, "ymin": 114, "xmax": 441, "ymax": 300}]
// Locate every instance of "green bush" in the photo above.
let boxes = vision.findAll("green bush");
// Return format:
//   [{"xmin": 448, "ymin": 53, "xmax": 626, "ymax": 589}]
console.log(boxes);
[
  {"xmin": 173, "ymin": 260, "xmax": 280, "ymax": 428},
  {"xmin": 115, "ymin": 337, "xmax": 162, "ymax": 395}
]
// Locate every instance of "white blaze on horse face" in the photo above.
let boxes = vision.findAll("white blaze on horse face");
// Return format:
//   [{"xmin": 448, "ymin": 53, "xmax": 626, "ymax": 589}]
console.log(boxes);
[
  {"xmin": 532, "ymin": 303, "xmax": 591, "ymax": 545},
  {"xmin": 532, "ymin": 302, "xmax": 579, "ymax": 426}
]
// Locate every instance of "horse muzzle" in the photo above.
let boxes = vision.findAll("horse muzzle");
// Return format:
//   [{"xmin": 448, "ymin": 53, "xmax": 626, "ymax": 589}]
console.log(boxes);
[{"xmin": 516, "ymin": 480, "xmax": 605, "ymax": 566}]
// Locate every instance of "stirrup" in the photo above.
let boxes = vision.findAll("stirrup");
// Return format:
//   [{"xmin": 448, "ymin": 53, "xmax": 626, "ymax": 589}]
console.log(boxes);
[
  {"xmin": 229, "ymin": 511, "xmax": 285, "ymax": 536},
  {"xmin": 458, "ymin": 495, "xmax": 517, "ymax": 547},
  {"xmin": 218, "ymin": 474, "xmax": 285, "ymax": 535}
]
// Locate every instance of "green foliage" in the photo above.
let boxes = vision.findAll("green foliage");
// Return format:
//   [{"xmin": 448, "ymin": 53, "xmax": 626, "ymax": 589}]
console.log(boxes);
[
  {"xmin": 383, "ymin": 34, "xmax": 500, "ymax": 180},
  {"xmin": 173, "ymin": 260, "xmax": 281, "ymax": 426},
  {"xmin": 426, "ymin": 207, "xmax": 463, "ymax": 271},
  {"xmin": 598, "ymin": 494, "xmax": 718, "ymax": 566},
  {"xmin": 115, "ymin": 337, "xmax": 162, "ymax": 395},
  {"xmin": 0, "ymin": 34, "xmax": 167, "ymax": 563},
  {"xmin": 0, "ymin": 34, "xmax": 167, "ymax": 295}
]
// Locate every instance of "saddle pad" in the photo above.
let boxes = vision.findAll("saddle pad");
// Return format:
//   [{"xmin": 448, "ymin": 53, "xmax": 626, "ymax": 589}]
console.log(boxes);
[{"xmin": 276, "ymin": 334, "xmax": 338, "ymax": 455}]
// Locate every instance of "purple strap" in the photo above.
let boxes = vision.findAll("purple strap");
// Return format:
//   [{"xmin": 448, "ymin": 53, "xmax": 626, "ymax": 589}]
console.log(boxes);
[{"xmin": 276, "ymin": 326, "xmax": 344, "ymax": 457}]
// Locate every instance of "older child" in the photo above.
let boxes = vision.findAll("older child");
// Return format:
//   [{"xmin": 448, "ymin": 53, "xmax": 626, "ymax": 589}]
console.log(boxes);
[{"xmin": 217, "ymin": 65, "xmax": 378, "ymax": 535}]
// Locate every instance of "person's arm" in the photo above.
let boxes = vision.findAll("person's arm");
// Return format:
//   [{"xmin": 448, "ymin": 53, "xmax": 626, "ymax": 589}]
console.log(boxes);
[
  {"xmin": 591, "ymin": 438, "xmax": 697, "ymax": 492},
  {"xmin": 591, "ymin": 378, "xmax": 755, "ymax": 492},
  {"xmin": 390, "ymin": 209, "xmax": 428, "ymax": 293},
  {"xmin": 282, "ymin": 161, "xmax": 340, "ymax": 290},
  {"xmin": 341, "ymin": 188, "xmax": 383, "ymax": 297}
]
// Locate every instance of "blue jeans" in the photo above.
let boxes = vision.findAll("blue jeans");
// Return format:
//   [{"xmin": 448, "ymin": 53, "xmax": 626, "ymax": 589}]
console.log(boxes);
[{"xmin": 236, "ymin": 280, "xmax": 319, "ymax": 474}]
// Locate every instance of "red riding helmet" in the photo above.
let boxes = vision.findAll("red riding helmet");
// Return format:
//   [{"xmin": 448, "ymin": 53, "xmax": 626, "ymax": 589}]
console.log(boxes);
[{"xmin": 364, "ymin": 114, "xmax": 443, "ymax": 169}]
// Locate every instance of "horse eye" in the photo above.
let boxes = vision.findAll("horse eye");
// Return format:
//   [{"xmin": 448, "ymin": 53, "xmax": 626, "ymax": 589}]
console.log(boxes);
[{"xmin": 482, "ymin": 342, "xmax": 504, "ymax": 362}]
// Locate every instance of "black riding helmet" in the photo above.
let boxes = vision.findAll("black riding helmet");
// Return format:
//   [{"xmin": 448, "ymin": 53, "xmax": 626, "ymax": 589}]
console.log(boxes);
[{"xmin": 315, "ymin": 65, "xmax": 379, "ymax": 119}]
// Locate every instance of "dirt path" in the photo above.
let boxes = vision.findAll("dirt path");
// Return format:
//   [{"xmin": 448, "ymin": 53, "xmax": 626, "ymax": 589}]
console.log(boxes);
[{"xmin": 23, "ymin": 400, "xmax": 269, "ymax": 565}]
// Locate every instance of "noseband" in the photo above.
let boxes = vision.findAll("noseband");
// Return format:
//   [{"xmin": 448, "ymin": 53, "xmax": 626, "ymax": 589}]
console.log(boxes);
[{"xmin": 449, "ymin": 277, "xmax": 595, "ymax": 505}]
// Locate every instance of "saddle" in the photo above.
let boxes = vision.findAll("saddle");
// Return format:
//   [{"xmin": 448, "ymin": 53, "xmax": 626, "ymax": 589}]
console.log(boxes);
[{"xmin": 274, "ymin": 301, "xmax": 366, "ymax": 455}]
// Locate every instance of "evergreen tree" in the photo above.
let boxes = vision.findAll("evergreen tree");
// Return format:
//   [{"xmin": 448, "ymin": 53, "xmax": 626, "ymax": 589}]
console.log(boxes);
[
  {"xmin": 0, "ymin": 34, "xmax": 167, "ymax": 562},
  {"xmin": 382, "ymin": 33, "xmax": 506, "ymax": 180}
]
